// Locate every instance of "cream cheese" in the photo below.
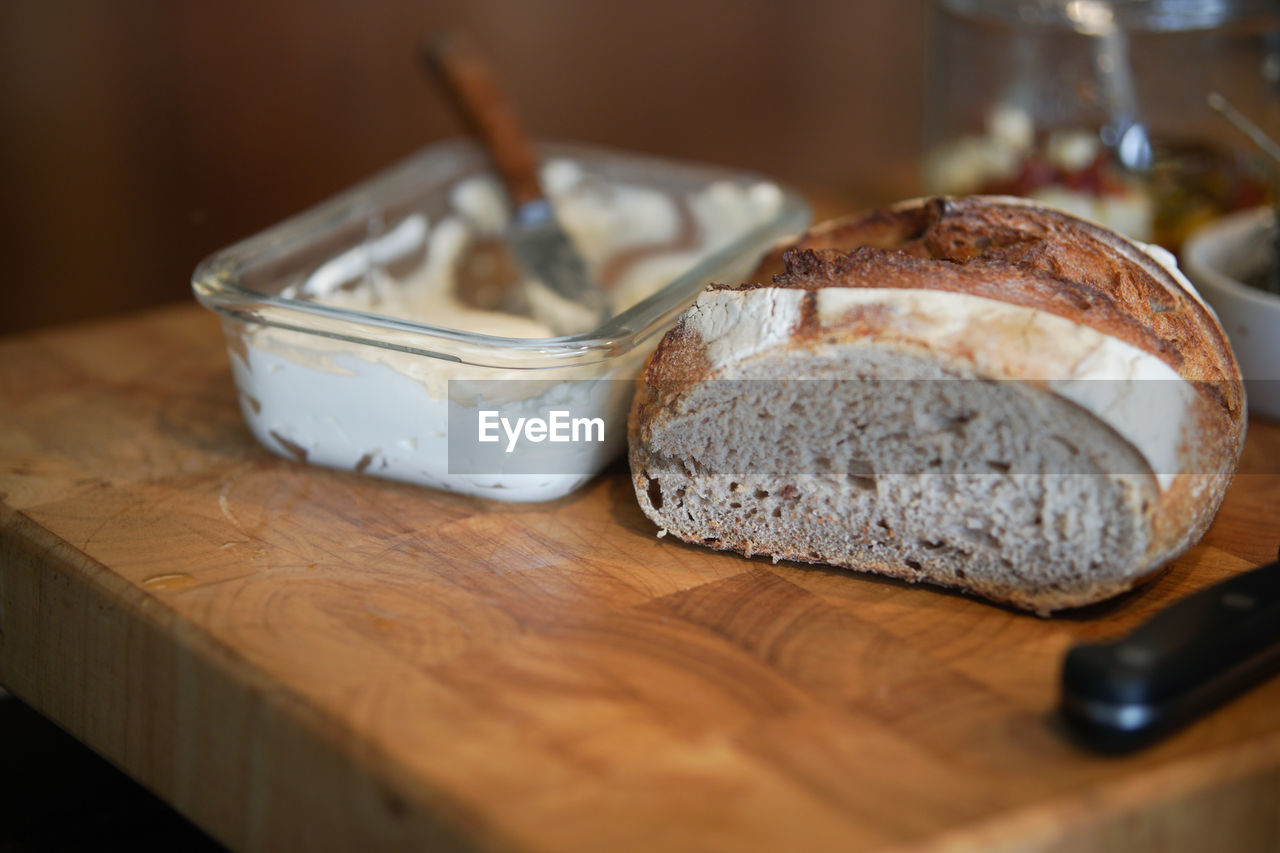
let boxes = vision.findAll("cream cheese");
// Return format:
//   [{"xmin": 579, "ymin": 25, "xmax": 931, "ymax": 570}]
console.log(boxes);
[
  {"xmin": 286, "ymin": 161, "xmax": 784, "ymax": 338},
  {"xmin": 233, "ymin": 159, "xmax": 787, "ymax": 501}
]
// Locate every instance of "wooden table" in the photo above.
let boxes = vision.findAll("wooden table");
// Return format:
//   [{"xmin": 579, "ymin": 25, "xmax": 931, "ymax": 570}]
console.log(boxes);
[{"xmin": 2, "ymin": 302, "xmax": 1278, "ymax": 852}]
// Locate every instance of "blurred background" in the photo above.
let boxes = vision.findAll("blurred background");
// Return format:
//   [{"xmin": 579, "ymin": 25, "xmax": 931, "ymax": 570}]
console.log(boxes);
[{"xmin": 0, "ymin": 0, "xmax": 932, "ymax": 337}]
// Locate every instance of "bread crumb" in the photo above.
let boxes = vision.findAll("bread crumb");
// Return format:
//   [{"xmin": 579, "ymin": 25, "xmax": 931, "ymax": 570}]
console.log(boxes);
[{"xmin": 656, "ymin": 529, "xmax": 668, "ymax": 538}]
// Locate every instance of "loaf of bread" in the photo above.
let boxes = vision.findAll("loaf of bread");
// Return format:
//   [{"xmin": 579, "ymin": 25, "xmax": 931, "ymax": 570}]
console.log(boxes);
[{"xmin": 628, "ymin": 197, "xmax": 1245, "ymax": 613}]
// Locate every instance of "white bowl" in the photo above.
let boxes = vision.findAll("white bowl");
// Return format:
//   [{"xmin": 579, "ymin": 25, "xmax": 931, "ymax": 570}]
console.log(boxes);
[{"xmin": 1182, "ymin": 206, "xmax": 1280, "ymax": 420}]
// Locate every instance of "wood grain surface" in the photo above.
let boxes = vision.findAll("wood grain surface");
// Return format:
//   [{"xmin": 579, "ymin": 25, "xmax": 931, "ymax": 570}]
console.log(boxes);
[{"xmin": 1, "ymin": 302, "xmax": 1279, "ymax": 852}]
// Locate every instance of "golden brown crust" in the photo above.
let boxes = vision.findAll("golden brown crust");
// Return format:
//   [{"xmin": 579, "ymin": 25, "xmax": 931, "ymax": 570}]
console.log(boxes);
[
  {"xmin": 737, "ymin": 197, "xmax": 1243, "ymax": 423},
  {"xmin": 636, "ymin": 314, "xmax": 709, "ymax": 408}
]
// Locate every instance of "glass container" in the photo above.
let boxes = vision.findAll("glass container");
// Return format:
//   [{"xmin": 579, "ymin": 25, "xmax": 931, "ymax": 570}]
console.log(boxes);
[
  {"xmin": 193, "ymin": 140, "xmax": 809, "ymax": 502},
  {"xmin": 924, "ymin": 0, "xmax": 1280, "ymax": 250}
]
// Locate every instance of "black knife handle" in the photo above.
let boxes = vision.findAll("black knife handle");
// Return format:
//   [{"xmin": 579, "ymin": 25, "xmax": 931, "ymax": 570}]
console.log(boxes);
[{"xmin": 1060, "ymin": 556, "xmax": 1280, "ymax": 753}]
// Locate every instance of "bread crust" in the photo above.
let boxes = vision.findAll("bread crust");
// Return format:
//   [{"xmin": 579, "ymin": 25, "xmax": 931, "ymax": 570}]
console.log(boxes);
[
  {"xmin": 629, "ymin": 197, "xmax": 1246, "ymax": 613},
  {"xmin": 746, "ymin": 197, "xmax": 1241, "ymax": 417}
]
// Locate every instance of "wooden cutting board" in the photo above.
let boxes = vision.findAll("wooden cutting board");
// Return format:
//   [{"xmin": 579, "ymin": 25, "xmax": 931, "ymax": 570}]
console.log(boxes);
[{"xmin": 2, "ymin": 302, "xmax": 1279, "ymax": 853}]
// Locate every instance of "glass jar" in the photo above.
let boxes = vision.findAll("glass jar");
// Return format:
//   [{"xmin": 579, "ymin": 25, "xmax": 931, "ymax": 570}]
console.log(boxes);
[{"xmin": 923, "ymin": 0, "xmax": 1280, "ymax": 250}]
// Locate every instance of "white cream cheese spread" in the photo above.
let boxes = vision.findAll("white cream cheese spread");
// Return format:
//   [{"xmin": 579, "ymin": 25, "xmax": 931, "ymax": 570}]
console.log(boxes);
[{"xmin": 229, "ymin": 158, "xmax": 787, "ymax": 501}]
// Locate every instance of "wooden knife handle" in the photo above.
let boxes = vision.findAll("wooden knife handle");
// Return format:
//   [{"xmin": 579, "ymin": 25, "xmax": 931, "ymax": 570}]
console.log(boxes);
[{"xmin": 423, "ymin": 32, "xmax": 544, "ymax": 207}]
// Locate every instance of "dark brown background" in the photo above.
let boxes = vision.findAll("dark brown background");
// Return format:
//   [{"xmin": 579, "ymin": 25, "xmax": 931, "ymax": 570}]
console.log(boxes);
[{"xmin": 0, "ymin": 0, "xmax": 930, "ymax": 336}]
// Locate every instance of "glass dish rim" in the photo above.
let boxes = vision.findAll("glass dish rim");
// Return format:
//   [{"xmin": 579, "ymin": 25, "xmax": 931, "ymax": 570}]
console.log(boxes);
[{"xmin": 191, "ymin": 138, "xmax": 810, "ymax": 370}]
